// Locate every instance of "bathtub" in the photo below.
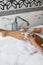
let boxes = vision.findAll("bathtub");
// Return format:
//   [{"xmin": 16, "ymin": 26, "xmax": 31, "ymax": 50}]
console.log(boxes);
[{"xmin": 0, "ymin": 25, "xmax": 43, "ymax": 65}]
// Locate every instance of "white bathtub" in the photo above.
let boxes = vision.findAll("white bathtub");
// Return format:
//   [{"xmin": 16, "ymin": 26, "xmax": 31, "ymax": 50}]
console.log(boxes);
[{"xmin": 0, "ymin": 25, "xmax": 43, "ymax": 65}]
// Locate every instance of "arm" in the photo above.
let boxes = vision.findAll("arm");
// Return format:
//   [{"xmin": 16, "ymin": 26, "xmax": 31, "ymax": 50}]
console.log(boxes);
[
  {"xmin": 0, "ymin": 28, "xmax": 29, "ymax": 39},
  {"xmin": 0, "ymin": 29, "xmax": 24, "ymax": 40},
  {"xmin": 7, "ymin": 30, "xmax": 24, "ymax": 40}
]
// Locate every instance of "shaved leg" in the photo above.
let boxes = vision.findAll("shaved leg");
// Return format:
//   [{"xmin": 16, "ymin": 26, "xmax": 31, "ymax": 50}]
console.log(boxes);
[
  {"xmin": 20, "ymin": 28, "xmax": 43, "ymax": 34},
  {"xmin": 33, "ymin": 28, "xmax": 43, "ymax": 33}
]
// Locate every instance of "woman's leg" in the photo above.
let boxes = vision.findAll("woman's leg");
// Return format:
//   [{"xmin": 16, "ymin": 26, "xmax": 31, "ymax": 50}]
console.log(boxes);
[
  {"xmin": 33, "ymin": 28, "xmax": 43, "ymax": 33},
  {"xmin": 20, "ymin": 28, "xmax": 43, "ymax": 33}
]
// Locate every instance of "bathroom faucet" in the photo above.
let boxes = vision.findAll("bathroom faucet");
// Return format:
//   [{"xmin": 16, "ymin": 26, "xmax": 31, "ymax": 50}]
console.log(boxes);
[{"xmin": 12, "ymin": 16, "xmax": 29, "ymax": 30}]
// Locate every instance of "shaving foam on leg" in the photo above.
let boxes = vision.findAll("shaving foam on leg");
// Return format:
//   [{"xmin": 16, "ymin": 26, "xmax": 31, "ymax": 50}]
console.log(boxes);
[
  {"xmin": 27, "ymin": 28, "xmax": 34, "ymax": 33},
  {"xmin": 20, "ymin": 29, "xmax": 24, "ymax": 31}
]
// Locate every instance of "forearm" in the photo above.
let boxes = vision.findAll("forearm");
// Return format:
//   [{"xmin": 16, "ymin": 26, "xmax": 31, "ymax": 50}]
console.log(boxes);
[
  {"xmin": 0, "ymin": 29, "xmax": 24, "ymax": 40},
  {"xmin": 7, "ymin": 30, "xmax": 24, "ymax": 40}
]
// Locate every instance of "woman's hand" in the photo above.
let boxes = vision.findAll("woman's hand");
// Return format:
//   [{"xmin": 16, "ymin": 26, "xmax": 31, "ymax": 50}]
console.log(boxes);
[{"xmin": 27, "ymin": 33, "xmax": 43, "ymax": 52}]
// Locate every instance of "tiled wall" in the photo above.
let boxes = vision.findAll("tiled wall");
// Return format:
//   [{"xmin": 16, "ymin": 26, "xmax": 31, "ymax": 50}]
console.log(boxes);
[
  {"xmin": 0, "ymin": 0, "xmax": 43, "ymax": 16},
  {"xmin": 0, "ymin": 10, "xmax": 43, "ymax": 30},
  {"xmin": 0, "ymin": 0, "xmax": 43, "ymax": 11},
  {"xmin": 0, "ymin": 0, "xmax": 43, "ymax": 30}
]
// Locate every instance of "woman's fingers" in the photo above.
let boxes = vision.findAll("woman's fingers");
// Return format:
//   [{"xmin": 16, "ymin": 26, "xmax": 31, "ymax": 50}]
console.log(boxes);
[
  {"xmin": 32, "ymin": 33, "xmax": 43, "ymax": 52},
  {"xmin": 32, "ymin": 33, "xmax": 43, "ymax": 45},
  {"xmin": 26, "ymin": 33, "xmax": 43, "ymax": 52}
]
